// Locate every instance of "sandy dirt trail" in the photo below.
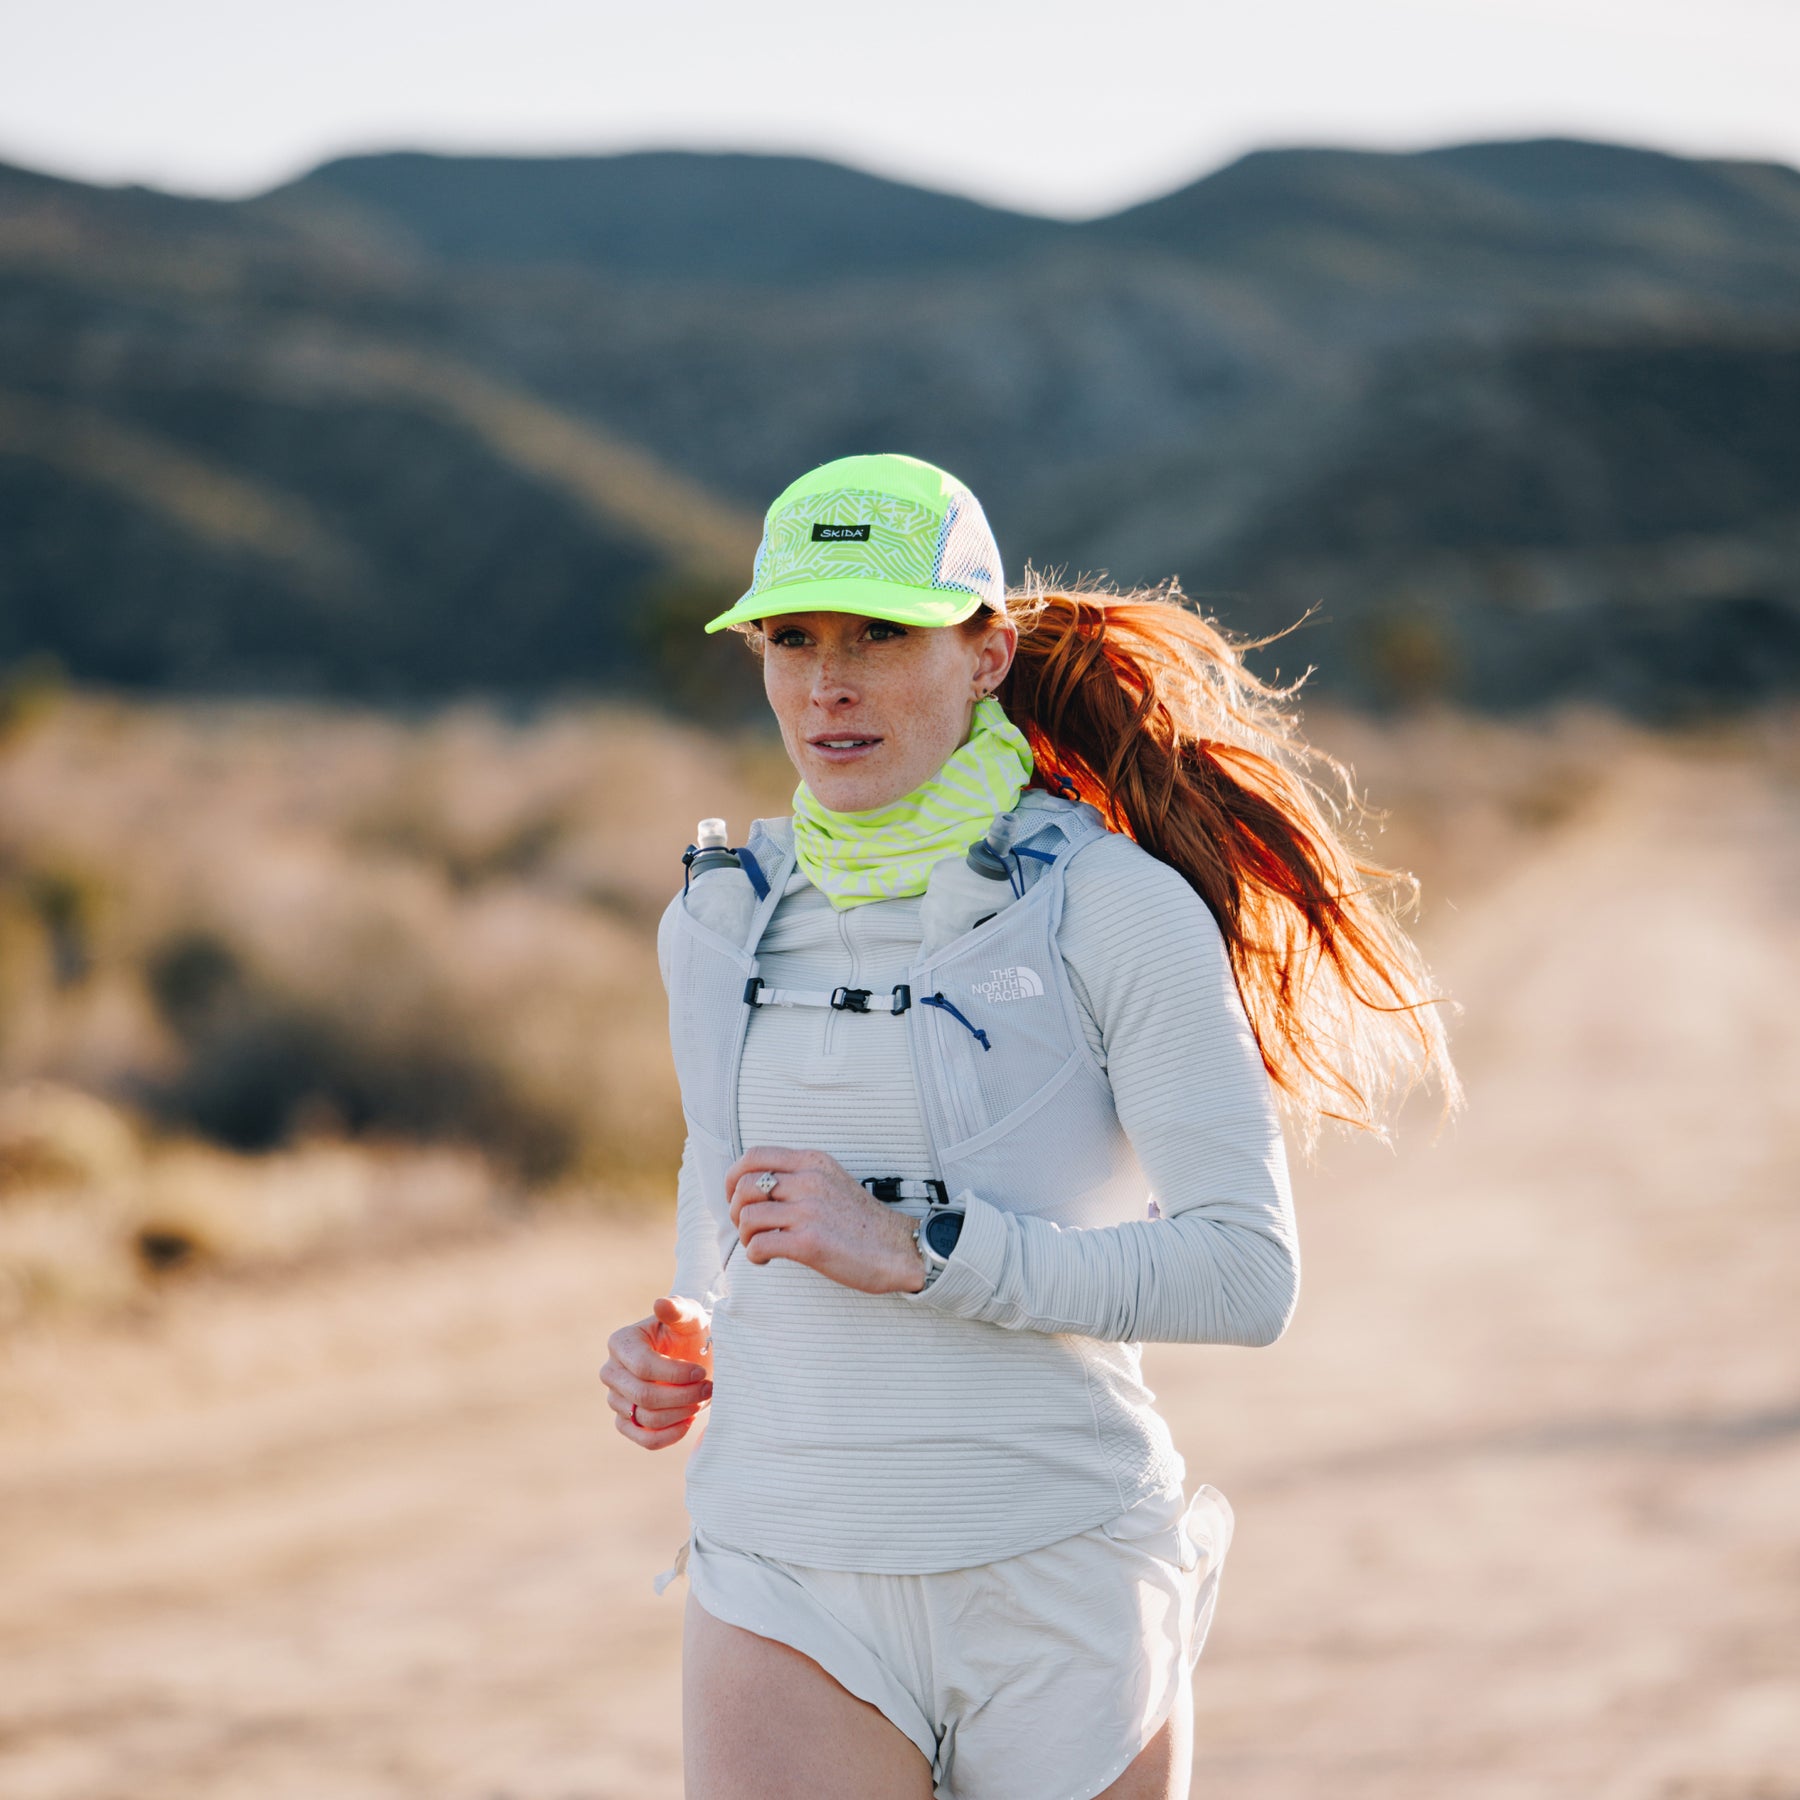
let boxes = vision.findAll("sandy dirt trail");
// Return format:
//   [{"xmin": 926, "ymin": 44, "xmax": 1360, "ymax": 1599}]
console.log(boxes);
[{"xmin": 2, "ymin": 745, "xmax": 1797, "ymax": 1800}]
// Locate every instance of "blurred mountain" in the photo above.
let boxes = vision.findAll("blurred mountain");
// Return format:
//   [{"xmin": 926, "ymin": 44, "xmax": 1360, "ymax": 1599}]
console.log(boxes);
[
  {"xmin": 1087, "ymin": 328, "xmax": 1800, "ymax": 713},
  {"xmin": 2, "ymin": 138, "xmax": 1798, "ymax": 714},
  {"xmin": 264, "ymin": 150, "xmax": 1072, "ymax": 282},
  {"xmin": 1100, "ymin": 139, "xmax": 1800, "ymax": 312}
]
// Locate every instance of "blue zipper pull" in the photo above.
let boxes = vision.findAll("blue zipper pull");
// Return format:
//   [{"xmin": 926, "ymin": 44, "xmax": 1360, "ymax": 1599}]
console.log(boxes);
[{"xmin": 921, "ymin": 992, "xmax": 991, "ymax": 1052}]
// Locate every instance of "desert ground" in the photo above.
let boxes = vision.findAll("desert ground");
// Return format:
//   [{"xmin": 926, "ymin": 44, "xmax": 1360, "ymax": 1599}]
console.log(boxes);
[{"xmin": 1, "ymin": 704, "xmax": 1796, "ymax": 1798}]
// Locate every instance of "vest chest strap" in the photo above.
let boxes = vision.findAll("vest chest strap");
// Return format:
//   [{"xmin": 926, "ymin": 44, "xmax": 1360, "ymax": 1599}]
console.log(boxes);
[{"xmin": 743, "ymin": 977, "xmax": 912, "ymax": 1015}]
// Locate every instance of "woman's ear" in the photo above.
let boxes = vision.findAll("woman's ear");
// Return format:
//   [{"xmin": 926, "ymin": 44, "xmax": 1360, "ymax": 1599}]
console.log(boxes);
[{"xmin": 972, "ymin": 619, "xmax": 1018, "ymax": 696}]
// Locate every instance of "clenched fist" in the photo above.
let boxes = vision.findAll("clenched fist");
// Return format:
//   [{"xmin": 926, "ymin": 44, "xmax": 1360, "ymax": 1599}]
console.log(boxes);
[{"xmin": 602, "ymin": 1295, "xmax": 713, "ymax": 1449}]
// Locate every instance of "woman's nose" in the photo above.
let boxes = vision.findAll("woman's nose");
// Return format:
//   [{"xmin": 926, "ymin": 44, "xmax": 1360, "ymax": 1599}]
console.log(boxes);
[{"xmin": 810, "ymin": 656, "xmax": 858, "ymax": 707}]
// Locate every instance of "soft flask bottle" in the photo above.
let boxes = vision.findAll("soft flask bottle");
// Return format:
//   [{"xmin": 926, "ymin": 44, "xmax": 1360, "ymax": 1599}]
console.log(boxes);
[{"xmin": 685, "ymin": 817, "xmax": 758, "ymax": 942}]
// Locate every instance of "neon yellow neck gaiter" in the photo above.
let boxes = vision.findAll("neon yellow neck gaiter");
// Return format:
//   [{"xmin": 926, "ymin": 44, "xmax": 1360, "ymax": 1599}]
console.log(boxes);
[{"xmin": 792, "ymin": 697, "xmax": 1035, "ymax": 909}]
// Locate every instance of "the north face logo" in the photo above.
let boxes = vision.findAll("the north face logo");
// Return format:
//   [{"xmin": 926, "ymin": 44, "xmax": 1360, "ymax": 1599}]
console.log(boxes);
[{"xmin": 971, "ymin": 966, "xmax": 1045, "ymax": 1004}]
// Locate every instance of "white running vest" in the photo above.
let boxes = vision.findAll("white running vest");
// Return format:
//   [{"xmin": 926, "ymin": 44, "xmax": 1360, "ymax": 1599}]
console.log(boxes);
[{"xmin": 662, "ymin": 793, "xmax": 1187, "ymax": 1548}]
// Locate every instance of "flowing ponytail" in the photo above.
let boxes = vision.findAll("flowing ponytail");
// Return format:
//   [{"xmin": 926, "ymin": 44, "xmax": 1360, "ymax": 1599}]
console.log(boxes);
[{"xmin": 989, "ymin": 577, "xmax": 1460, "ymax": 1148}]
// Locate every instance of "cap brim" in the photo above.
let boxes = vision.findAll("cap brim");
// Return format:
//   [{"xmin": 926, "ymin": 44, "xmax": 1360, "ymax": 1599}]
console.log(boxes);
[{"xmin": 703, "ymin": 577, "xmax": 988, "ymax": 634}]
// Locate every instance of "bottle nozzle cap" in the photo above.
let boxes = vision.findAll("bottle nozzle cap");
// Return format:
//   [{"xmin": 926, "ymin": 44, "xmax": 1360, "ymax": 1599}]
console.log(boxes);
[{"xmin": 696, "ymin": 817, "xmax": 729, "ymax": 848}]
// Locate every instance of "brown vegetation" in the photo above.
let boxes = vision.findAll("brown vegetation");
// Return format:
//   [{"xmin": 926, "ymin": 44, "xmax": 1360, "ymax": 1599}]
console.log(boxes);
[
  {"xmin": 0, "ymin": 681, "xmax": 791, "ymax": 1321},
  {"xmin": 0, "ymin": 687, "xmax": 1795, "ymax": 1798}
]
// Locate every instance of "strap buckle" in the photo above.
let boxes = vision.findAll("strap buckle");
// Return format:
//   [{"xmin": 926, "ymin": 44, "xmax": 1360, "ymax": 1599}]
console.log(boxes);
[
  {"xmin": 831, "ymin": 986, "xmax": 873, "ymax": 1013},
  {"xmin": 861, "ymin": 1177, "xmax": 950, "ymax": 1206}
]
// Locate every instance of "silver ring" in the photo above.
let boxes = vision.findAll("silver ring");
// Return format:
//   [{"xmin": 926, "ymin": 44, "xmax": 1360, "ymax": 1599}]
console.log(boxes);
[{"xmin": 754, "ymin": 1171, "xmax": 779, "ymax": 1195}]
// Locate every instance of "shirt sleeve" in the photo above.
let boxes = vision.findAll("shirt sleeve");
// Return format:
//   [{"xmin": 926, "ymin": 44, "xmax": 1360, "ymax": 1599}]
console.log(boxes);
[{"xmin": 904, "ymin": 833, "xmax": 1300, "ymax": 1347}]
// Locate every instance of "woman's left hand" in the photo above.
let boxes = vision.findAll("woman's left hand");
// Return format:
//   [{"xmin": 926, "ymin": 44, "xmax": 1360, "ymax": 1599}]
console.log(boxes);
[{"xmin": 725, "ymin": 1147, "xmax": 926, "ymax": 1295}]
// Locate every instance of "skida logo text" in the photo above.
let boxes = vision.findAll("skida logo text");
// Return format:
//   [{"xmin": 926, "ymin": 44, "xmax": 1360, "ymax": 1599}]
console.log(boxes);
[{"xmin": 970, "ymin": 965, "xmax": 1045, "ymax": 1004}]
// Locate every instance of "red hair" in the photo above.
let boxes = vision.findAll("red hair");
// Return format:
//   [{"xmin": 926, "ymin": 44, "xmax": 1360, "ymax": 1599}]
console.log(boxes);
[{"xmin": 987, "ymin": 578, "xmax": 1460, "ymax": 1146}]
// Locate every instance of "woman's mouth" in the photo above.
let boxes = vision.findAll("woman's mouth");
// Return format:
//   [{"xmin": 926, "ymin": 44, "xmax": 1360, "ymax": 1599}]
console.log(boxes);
[{"xmin": 807, "ymin": 735, "xmax": 883, "ymax": 762}]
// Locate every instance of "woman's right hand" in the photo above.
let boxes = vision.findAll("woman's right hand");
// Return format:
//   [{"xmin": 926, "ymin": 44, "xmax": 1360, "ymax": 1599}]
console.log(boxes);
[{"xmin": 602, "ymin": 1295, "xmax": 714, "ymax": 1450}]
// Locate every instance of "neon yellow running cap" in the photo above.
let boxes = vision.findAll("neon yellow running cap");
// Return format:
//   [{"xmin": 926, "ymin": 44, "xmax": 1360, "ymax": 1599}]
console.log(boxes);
[{"xmin": 703, "ymin": 452, "xmax": 1004, "ymax": 633}]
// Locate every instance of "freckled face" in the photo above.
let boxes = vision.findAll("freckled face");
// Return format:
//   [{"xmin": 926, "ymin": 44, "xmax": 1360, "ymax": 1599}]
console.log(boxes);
[{"xmin": 761, "ymin": 611, "xmax": 1017, "ymax": 813}]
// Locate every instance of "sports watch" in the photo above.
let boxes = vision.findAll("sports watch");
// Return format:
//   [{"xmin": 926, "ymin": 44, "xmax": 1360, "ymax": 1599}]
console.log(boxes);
[{"xmin": 914, "ymin": 1207, "xmax": 965, "ymax": 1290}]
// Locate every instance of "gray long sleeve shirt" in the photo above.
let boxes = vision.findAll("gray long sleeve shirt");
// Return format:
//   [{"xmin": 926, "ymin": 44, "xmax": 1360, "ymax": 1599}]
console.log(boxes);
[{"xmin": 664, "ymin": 828, "xmax": 1299, "ymax": 1570}]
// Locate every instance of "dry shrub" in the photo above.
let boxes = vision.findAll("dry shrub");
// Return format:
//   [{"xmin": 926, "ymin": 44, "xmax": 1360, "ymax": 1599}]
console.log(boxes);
[
  {"xmin": 0, "ymin": 1075, "xmax": 513, "ymax": 1326},
  {"xmin": 0, "ymin": 1078, "xmax": 142, "ymax": 1194},
  {"xmin": 0, "ymin": 690, "xmax": 791, "ymax": 1216}
]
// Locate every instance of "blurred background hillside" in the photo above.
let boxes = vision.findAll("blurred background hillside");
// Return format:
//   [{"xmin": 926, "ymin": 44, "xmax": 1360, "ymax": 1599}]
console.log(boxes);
[
  {"xmin": 2, "ymin": 9, "xmax": 1798, "ymax": 1792},
  {"xmin": 5, "ymin": 136, "xmax": 1800, "ymax": 715}
]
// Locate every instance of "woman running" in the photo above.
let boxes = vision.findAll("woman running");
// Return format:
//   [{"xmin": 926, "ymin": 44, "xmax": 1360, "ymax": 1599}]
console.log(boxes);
[{"xmin": 602, "ymin": 453, "xmax": 1457, "ymax": 1800}]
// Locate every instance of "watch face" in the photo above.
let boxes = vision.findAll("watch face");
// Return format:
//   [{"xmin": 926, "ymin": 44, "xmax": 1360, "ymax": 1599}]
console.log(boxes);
[{"xmin": 925, "ymin": 1209, "xmax": 964, "ymax": 1258}]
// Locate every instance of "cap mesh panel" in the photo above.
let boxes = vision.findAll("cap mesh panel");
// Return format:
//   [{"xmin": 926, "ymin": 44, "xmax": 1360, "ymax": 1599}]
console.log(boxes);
[{"xmin": 932, "ymin": 491, "xmax": 1003, "ymax": 607}]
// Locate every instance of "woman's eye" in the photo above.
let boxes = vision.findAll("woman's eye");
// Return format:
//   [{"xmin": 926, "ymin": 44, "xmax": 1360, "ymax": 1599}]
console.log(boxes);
[
  {"xmin": 866, "ymin": 622, "xmax": 906, "ymax": 641},
  {"xmin": 769, "ymin": 630, "xmax": 808, "ymax": 648}
]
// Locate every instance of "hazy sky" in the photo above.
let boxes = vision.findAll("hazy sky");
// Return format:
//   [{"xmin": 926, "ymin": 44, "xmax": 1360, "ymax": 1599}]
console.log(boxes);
[{"xmin": 5, "ymin": 0, "xmax": 1798, "ymax": 216}]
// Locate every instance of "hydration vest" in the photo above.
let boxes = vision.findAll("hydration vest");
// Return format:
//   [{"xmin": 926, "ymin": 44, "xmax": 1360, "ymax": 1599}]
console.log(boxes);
[{"xmin": 661, "ymin": 791, "xmax": 1156, "ymax": 1281}]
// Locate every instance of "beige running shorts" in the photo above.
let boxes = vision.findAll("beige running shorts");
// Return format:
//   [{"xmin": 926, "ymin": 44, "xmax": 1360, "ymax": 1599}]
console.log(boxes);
[{"xmin": 657, "ymin": 1483, "xmax": 1233, "ymax": 1800}]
